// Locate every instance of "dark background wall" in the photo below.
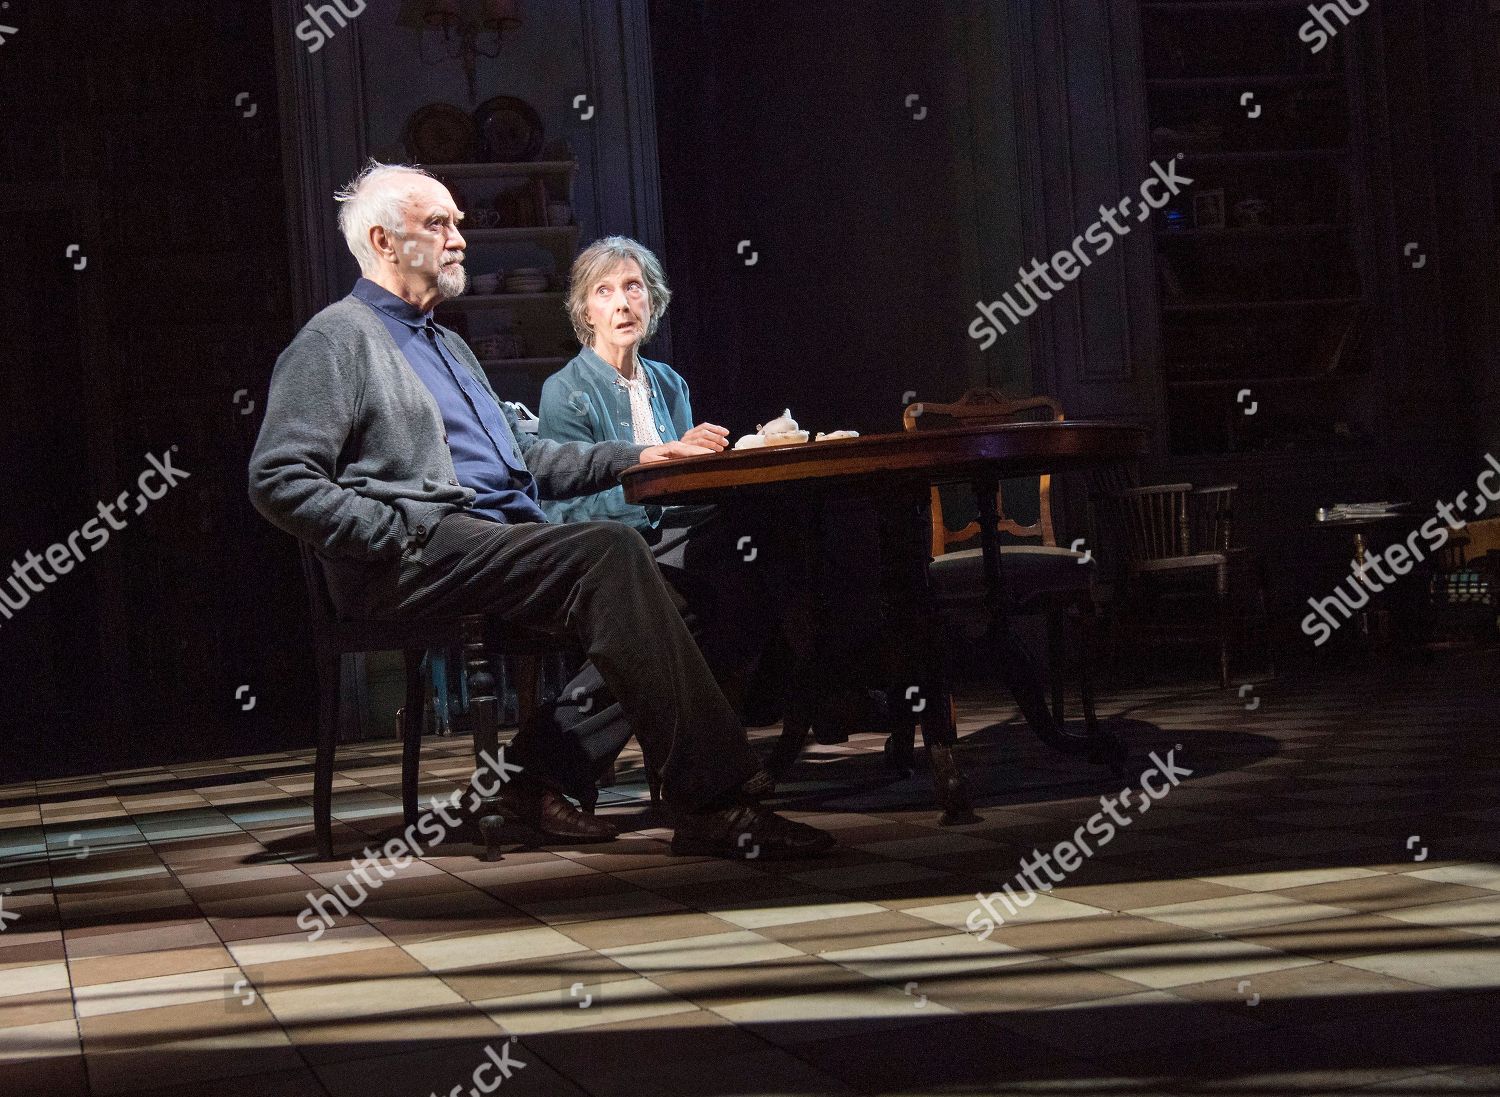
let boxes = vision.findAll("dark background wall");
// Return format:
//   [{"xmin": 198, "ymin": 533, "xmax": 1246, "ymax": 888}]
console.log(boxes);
[
  {"xmin": 650, "ymin": 0, "xmax": 1025, "ymax": 437},
  {"xmin": 1, "ymin": 1, "xmax": 305, "ymax": 777},
  {"xmin": 1424, "ymin": 0, "xmax": 1500, "ymax": 461}
]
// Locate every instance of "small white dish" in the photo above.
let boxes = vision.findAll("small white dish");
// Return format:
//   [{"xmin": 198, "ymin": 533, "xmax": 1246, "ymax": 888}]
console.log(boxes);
[{"xmin": 762, "ymin": 431, "xmax": 809, "ymax": 446}]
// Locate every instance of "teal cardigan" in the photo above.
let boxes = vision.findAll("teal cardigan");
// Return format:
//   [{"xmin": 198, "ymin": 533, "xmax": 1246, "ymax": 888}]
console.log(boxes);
[{"xmin": 538, "ymin": 346, "xmax": 695, "ymax": 529}]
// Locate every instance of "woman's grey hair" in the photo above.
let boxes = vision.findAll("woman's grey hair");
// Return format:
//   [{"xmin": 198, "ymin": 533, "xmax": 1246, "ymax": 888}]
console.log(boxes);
[
  {"xmin": 566, "ymin": 236, "xmax": 672, "ymax": 346},
  {"xmin": 334, "ymin": 159, "xmax": 439, "ymax": 274}
]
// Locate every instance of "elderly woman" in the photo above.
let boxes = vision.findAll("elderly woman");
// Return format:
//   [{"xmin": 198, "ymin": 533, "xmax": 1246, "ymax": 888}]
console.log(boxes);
[
  {"xmin": 534, "ymin": 237, "xmax": 785, "ymax": 798},
  {"xmin": 539, "ymin": 236, "xmax": 727, "ymax": 531}
]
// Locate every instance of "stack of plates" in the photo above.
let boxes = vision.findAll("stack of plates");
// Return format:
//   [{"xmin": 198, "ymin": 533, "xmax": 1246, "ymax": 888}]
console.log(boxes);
[{"xmin": 505, "ymin": 267, "xmax": 548, "ymax": 294}]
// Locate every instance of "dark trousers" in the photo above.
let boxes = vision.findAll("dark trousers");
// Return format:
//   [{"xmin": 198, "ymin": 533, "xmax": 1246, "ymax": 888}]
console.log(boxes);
[
  {"xmin": 535, "ymin": 505, "xmax": 779, "ymax": 797},
  {"xmin": 541, "ymin": 496, "xmax": 891, "ymax": 782},
  {"xmin": 535, "ymin": 498, "xmax": 888, "ymax": 789},
  {"xmin": 344, "ymin": 512, "xmax": 762, "ymax": 811}
]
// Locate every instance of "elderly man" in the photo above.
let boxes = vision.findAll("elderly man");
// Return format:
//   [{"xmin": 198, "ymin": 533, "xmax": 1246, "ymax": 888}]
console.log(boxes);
[{"xmin": 248, "ymin": 160, "xmax": 832, "ymax": 860}]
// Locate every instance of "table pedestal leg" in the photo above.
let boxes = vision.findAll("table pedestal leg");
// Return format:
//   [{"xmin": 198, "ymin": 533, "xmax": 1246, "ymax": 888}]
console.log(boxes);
[
  {"xmin": 766, "ymin": 684, "xmax": 815, "ymax": 779},
  {"xmin": 883, "ymin": 492, "xmax": 979, "ymax": 826},
  {"xmin": 767, "ymin": 502, "xmax": 824, "ymax": 780},
  {"xmin": 972, "ymin": 478, "xmax": 1127, "ymax": 774}
]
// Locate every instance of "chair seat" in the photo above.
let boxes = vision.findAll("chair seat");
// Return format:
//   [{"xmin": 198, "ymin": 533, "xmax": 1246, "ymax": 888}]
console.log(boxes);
[
  {"xmin": 321, "ymin": 614, "xmax": 562, "ymax": 656},
  {"xmin": 320, "ymin": 615, "xmax": 473, "ymax": 655},
  {"xmin": 929, "ymin": 545, "xmax": 1094, "ymax": 608},
  {"xmin": 1130, "ymin": 552, "xmax": 1228, "ymax": 576}
]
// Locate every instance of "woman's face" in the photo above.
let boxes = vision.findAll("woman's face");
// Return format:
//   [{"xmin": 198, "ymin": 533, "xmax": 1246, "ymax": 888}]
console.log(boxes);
[{"xmin": 585, "ymin": 260, "xmax": 650, "ymax": 355}]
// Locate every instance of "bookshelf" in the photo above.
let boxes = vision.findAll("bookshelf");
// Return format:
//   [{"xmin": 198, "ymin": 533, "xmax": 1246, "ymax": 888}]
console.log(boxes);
[
  {"xmin": 423, "ymin": 160, "xmax": 584, "ymax": 401},
  {"xmin": 1137, "ymin": 0, "xmax": 1376, "ymax": 458}
]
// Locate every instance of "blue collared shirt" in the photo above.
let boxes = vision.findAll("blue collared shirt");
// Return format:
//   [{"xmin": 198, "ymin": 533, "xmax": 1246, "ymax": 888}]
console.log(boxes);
[{"xmin": 352, "ymin": 278, "xmax": 547, "ymax": 525}]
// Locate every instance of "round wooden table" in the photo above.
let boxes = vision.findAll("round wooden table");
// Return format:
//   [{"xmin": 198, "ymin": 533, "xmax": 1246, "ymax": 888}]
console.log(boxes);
[
  {"xmin": 623, "ymin": 420, "xmax": 1149, "ymax": 504},
  {"xmin": 623, "ymin": 420, "xmax": 1149, "ymax": 824}
]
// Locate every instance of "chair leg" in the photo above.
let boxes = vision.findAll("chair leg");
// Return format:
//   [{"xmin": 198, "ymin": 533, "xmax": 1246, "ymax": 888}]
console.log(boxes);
[
  {"xmin": 462, "ymin": 621, "xmax": 507, "ymax": 862},
  {"xmin": 883, "ymin": 682, "xmax": 917, "ymax": 777},
  {"xmin": 494, "ymin": 655, "xmax": 515, "ymax": 726},
  {"xmin": 402, "ymin": 648, "xmax": 426, "ymax": 828},
  {"xmin": 1116, "ymin": 583, "xmax": 1143, "ymax": 685},
  {"xmin": 514, "ymin": 654, "xmax": 540, "ymax": 731},
  {"xmin": 1216, "ymin": 564, "xmax": 1230, "ymax": 689},
  {"xmin": 1046, "ymin": 611, "xmax": 1066, "ymax": 730},
  {"xmin": 314, "ymin": 649, "xmax": 341, "ymax": 861},
  {"xmin": 1258, "ymin": 571, "xmax": 1276, "ymax": 679},
  {"xmin": 471, "ymin": 688, "xmax": 505, "ymax": 862},
  {"xmin": 431, "ymin": 649, "xmax": 451, "ymax": 736},
  {"xmin": 1077, "ymin": 602, "xmax": 1102, "ymax": 738}
]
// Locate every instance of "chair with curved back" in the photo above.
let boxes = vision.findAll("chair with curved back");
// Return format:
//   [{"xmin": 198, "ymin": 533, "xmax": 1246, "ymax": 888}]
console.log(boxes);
[
  {"xmin": 297, "ymin": 543, "xmax": 565, "ymax": 861},
  {"xmin": 899, "ymin": 387, "xmax": 1105, "ymax": 748},
  {"xmin": 1111, "ymin": 482, "xmax": 1271, "ymax": 687}
]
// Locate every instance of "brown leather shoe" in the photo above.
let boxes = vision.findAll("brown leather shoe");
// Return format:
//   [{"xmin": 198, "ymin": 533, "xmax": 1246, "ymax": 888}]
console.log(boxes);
[{"xmin": 497, "ymin": 776, "xmax": 617, "ymax": 843}]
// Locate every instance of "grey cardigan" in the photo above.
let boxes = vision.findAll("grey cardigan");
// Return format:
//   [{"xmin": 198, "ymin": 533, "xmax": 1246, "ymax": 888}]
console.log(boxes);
[{"xmin": 248, "ymin": 294, "xmax": 646, "ymax": 561}]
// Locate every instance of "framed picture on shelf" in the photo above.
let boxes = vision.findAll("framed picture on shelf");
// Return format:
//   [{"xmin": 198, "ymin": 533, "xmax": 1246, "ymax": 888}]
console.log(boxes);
[{"xmin": 1192, "ymin": 189, "xmax": 1226, "ymax": 230}]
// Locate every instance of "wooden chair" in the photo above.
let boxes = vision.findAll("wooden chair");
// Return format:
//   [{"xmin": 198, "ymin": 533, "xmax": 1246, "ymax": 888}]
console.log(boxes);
[
  {"xmin": 298, "ymin": 543, "xmax": 563, "ymax": 861},
  {"xmin": 1112, "ymin": 483, "xmax": 1271, "ymax": 687},
  {"xmin": 901, "ymin": 388, "xmax": 1104, "ymax": 737}
]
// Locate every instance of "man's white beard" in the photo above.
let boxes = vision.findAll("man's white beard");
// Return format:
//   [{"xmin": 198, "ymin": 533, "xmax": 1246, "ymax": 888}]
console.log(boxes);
[{"xmin": 436, "ymin": 255, "xmax": 466, "ymax": 299}]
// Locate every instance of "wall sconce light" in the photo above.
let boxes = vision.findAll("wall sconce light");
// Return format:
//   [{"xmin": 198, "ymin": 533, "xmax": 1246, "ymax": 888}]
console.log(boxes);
[{"xmin": 396, "ymin": 0, "xmax": 523, "ymax": 102}]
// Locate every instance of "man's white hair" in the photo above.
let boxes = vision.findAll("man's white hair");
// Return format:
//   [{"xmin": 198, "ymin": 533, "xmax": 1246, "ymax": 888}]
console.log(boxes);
[{"xmin": 334, "ymin": 159, "xmax": 439, "ymax": 274}]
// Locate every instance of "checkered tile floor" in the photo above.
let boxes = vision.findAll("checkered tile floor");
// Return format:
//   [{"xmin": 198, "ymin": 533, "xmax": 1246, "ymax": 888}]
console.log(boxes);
[{"xmin": 3, "ymin": 648, "xmax": 1499, "ymax": 1096}]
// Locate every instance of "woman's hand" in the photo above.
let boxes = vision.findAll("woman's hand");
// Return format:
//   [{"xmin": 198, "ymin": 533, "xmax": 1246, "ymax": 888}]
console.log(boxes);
[
  {"xmin": 680, "ymin": 422, "xmax": 730, "ymax": 452},
  {"xmin": 639, "ymin": 441, "xmax": 715, "ymax": 463}
]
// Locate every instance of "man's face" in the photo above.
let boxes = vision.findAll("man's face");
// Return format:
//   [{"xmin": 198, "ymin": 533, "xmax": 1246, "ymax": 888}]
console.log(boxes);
[
  {"xmin": 395, "ymin": 178, "xmax": 467, "ymax": 301},
  {"xmin": 585, "ymin": 260, "xmax": 650, "ymax": 353}
]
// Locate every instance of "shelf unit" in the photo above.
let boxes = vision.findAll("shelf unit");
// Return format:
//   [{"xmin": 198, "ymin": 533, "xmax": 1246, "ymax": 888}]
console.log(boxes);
[
  {"xmin": 1137, "ymin": 0, "xmax": 1376, "ymax": 458},
  {"xmin": 425, "ymin": 160, "xmax": 584, "ymax": 400},
  {"xmin": 442, "ymin": 292, "xmax": 568, "ymax": 308}
]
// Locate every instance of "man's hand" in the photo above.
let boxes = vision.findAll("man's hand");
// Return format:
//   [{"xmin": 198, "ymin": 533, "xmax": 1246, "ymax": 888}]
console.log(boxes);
[
  {"xmin": 680, "ymin": 423, "xmax": 730, "ymax": 452},
  {"xmin": 640, "ymin": 441, "xmax": 715, "ymax": 463}
]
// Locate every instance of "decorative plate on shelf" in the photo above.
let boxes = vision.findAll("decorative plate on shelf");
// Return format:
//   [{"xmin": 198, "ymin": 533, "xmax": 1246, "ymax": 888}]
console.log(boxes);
[
  {"xmin": 473, "ymin": 95, "xmax": 544, "ymax": 162},
  {"xmin": 403, "ymin": 103, "xmax": 478, "ymax": 163}
]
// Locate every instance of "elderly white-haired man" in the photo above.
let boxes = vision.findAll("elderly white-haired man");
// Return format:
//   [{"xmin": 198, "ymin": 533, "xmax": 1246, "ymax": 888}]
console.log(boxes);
[{"xmin": 248, "ymin": 160, "xmax": 833, "ymax": 860}]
